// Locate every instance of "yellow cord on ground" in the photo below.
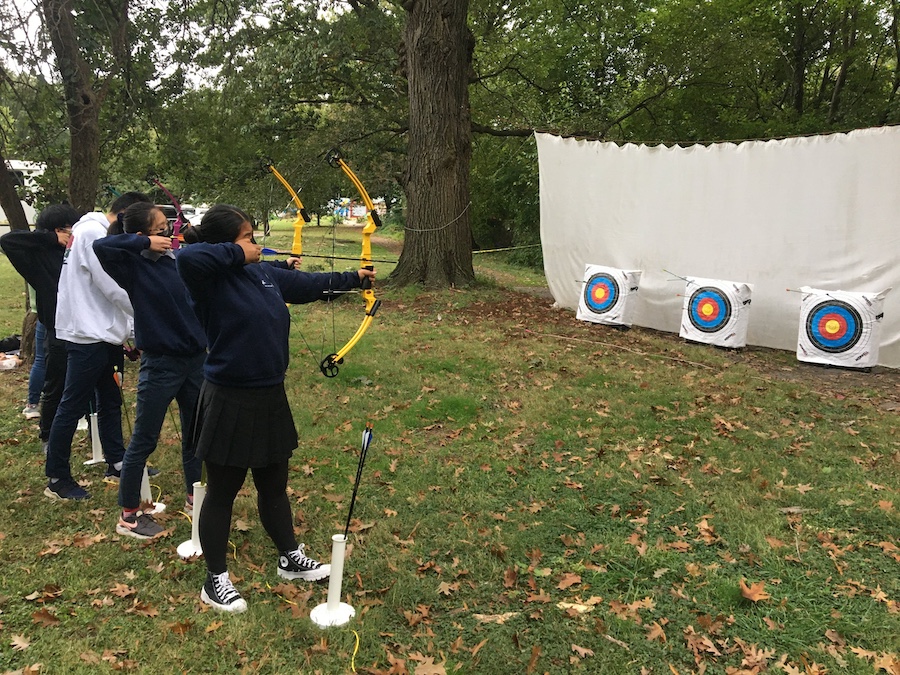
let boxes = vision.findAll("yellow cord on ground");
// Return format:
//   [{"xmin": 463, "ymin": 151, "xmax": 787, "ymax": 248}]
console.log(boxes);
[{"xmin": 351, "ymin": 630, "xmax": 360, "ymax": 672}]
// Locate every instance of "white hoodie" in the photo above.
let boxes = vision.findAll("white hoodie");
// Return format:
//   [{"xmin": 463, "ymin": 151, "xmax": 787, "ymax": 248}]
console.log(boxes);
[{"xmin": 55, "ymin": 211, "xmax": 134, "ymax": 345}]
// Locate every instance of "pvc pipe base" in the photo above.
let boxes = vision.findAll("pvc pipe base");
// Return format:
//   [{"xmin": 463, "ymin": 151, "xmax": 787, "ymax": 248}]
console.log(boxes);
[
  {"xmin": 310, "ymin": 602, "xmax": 355, "ymax": 628},
  {"xmin": 176, "ymin": 539, "xmax": 202, "ymax": 559},
  {"xmin": 83, "ymin": 458, "xmax": 105, "ymax": 466}
]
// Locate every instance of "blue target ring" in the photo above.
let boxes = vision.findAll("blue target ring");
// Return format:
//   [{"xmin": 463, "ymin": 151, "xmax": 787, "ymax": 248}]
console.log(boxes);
[
  {"xmin": 805, "ymin": 300, "xmax": 862, "ymax": 353},
  {"xmin": 583, "ymin": 273, "xmax": 620, "ymax": 314},
  {"xmin": 688, "ymin": 286, "xmax": 732, "ymax": 333}
]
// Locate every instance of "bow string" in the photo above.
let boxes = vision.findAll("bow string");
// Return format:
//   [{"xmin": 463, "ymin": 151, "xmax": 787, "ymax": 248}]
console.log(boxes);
[{"xmin": 146, "ymin": 172, "xmax": 187, "ymax": 250}]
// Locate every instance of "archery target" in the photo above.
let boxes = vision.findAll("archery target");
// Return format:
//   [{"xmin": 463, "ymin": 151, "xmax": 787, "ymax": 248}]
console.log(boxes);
[
  {"xmin": 797, "ymin": 287, "xmax": 891, "ymax": 368},
  {"xmin": 679, "ymin": 277, "xmax": 753, "ymax": 348},
  {"xmin": 576, "ymin": 265, "xmax": 642, "ymax": 326},
  {"xmin": 584, "ymin": 272, "xmax": 619, "ymax": 314}
]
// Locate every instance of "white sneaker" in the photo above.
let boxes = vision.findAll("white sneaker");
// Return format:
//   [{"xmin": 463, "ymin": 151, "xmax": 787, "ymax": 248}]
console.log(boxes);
[
  {"xmin": 22, "ymin": 403, "xmax": 40, "ymax": 420},
  {"xmin": 76, "ymin": 417, "xmax": 88, "ymax": 431}
]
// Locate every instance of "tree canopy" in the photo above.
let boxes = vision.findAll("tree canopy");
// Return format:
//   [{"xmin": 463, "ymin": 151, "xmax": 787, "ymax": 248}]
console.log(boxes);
[{"xmin": 2, "ymin": 0, "xmax": 897, "ymax": 281}]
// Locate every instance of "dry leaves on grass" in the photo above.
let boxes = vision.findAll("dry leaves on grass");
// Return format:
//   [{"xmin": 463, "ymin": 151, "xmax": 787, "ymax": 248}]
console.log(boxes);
[
  {"xmin": 408, "ymin": 652, "xmax": 446, "ymax": 675},
  {"xmin": 739, "ymin": 578, "xmax": 771, "ymax": 603}
]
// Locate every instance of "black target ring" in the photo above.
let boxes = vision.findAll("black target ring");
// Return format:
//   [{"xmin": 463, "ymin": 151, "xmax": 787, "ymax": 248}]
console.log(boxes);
[
  {"xmin": 688, "ymin": 286, "xmax": 732, "ymax": 333},
  {"xmin": 583, "ymin": 273, "xmax": 620, "ymax": 315},
  {"xmin": 805, "ymin": 299, "xmax": 863, "ymax": 354}
]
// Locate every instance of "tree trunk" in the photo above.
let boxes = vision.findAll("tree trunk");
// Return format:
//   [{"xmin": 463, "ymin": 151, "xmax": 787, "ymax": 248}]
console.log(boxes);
[
  {"xmin": 827, "ymin": 7, "xmax": 858, "ymax": 124},
  {"xmin": 789, "ymin": 0, "xmax": 807, "ymax": 117},
  {"xmin": 391, "ymin": 0, "xmax": 475, "ymax": 288},
  {"xmin": 20, "ymin": 311, "xmax": 37, "ymax": 368},
  {"xmin": 40, "ymin": 0, "xmax": 126, "ymax": 212},
  {"xmin": 0, "ymin": 146, "xmax": 30, "ymax": 231}
]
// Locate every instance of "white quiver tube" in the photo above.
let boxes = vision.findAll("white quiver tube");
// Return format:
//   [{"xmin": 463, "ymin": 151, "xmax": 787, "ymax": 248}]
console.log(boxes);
[
  {"xmin": 310, "ymin": 534, "xmax": 356, "ymax": 628},
  {"xmin": 177, "ymin": 481, "xmax": 205, "ymax": 558}
]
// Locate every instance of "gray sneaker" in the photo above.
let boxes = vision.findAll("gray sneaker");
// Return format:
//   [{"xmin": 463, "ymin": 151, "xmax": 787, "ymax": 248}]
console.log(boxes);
[{"xmin": 116, "ymin": 511, "xmax": 164, "ymax": 540}]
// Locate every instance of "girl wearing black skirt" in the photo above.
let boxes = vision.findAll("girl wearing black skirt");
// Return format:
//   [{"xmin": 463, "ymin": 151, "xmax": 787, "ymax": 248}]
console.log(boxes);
[{"xmin": 177, "ymin": 204, "xmax": 372, "ymax": 613}]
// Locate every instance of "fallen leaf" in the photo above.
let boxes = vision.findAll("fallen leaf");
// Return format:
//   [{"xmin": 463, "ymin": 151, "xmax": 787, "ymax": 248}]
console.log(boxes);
[
  {"xmin": 473, "ymin": 612, "xmax": 519, "ymax": 624},
  {"xmin": 646, "ymin": 621, "xmax": 667, "ymax": 642},
  {"xmin": 32, "ymin": 608, "xmax": 60, "ymax": 627},
  {"xmin": 470, "ymin": 638, "xmax": 488, "ymax": 657},
  {"xmin": 740, "ymin": 578, "xmax": 771, "ymax": 603},
  {"xmin": 11, "ymin": 635, "xmax": 30, "ymax": 651},
  {"xmin": 556, "ymin": 602, "xmax": 592, "ymax": 615},
  {"xmin": 436, "ymin": 581, "xmax": 458, "ymax": 596},
  {"xmin": 571, "ymin": 644, "xmax": 594, "ymax": 658},
  {"xmin": 557, "ymin": 572, "xmax": 581, "ymax": 590}
]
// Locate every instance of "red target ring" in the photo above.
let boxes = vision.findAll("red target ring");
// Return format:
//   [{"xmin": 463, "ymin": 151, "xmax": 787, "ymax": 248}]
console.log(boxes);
[
  {"xmin": 583, "ymin": 273, "xmax": 620, "ymax": 314},
  {"xmin": 688, "ymin": 286, "xmax": 732, "ymax": 333},
  {"xmin": 806, "ymin": 300, "xmax": 862, "ymax": 353}
]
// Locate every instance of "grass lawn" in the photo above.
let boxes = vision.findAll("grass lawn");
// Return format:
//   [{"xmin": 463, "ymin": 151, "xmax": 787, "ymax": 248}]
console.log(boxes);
[{"xmin": 0, "ymin": 220, "xmax": 898, "ymax": 673}]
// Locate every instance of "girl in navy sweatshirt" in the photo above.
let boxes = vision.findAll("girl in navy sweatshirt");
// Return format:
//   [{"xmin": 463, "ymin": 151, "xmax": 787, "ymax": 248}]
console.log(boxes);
[
  {"xmin": 94, "ymin": 202, "xmax": 207, "ymax": 540},
  {"xmin": 176, "ymin": 204, "xmax": 373, "ymax": 613}
]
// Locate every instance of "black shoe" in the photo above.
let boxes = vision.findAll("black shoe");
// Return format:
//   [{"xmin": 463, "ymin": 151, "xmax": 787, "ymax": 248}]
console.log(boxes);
[
  {"xmin": 104, "ymin": 465, "xmax": 160, "ymax": 480},
  {"xmin": 277, "ymin": 544, "xmax": 330, "ymax": 581},
  {"xmin": 200, "ymin": 571, "xmax": 247, "ymax": 613},
  {"xmin": 44, "ymin": 478, "xmax": 91, "ymax": 501}
]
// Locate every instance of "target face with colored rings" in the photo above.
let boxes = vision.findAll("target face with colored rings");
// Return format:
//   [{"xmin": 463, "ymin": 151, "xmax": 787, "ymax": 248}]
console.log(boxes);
[
  {"xmin": 583, "ymin": 273, "xmax": 620, "ymax": 314},
  {"xmin": 805, "ymin": 300, "xmax": 863, "ymax": 353},
  {"xmin": 688, "ymin": 287, "xmax": 733, "ymax": 333}
]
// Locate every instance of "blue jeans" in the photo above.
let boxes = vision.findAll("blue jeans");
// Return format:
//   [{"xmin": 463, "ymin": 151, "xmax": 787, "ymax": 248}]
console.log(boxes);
[
  {"xmin": 27, "ymin": 321, "xmax": 47, "ymax": 405},
  {"xmin": 45, "ymin": 342, "xmax": 126, "ymax": 481},
  {"xmin": 118, "ymin": 351, "xmax": 205, "ymax": 509}
]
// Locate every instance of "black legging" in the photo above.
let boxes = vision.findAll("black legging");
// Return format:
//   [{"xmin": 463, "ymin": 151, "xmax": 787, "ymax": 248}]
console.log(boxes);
[{"xmin": 199, "ymin": 460, "xmax": 298, "ymax": 574}]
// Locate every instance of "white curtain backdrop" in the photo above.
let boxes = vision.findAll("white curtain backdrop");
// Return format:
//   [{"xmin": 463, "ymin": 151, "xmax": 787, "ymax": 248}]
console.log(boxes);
[{"xmin": 536, "ymin": 127, "xmax": 900, "ymax": 368}]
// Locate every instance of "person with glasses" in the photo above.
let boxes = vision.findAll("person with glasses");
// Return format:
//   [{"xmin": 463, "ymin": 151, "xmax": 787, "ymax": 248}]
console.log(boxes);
[
  {"xmin": 176, "ymin": 204, "xmax": 373, "ymax": 613},
  {"xmin": 94, "ymin": 202, "xmax": 207, "ymax": 538}
]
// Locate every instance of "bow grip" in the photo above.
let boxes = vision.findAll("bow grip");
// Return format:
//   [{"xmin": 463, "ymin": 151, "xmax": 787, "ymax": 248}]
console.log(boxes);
[{"xmin": 361, "ymin": 265, "xmax": 374, "ymax": 290}]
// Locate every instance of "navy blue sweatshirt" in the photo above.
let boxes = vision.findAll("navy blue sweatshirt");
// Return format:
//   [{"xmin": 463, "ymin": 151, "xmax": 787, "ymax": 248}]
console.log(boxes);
[
  {"xmin": 176, "ymin": 242, "xmax": 362, "ymax": 388},
  {"xmin": 0, "ymin": 229, "xmax": 64, "ymax": 330},
  {"xmin": 93, "ymin": 235, "xmax": 207, "ymax": 356}
]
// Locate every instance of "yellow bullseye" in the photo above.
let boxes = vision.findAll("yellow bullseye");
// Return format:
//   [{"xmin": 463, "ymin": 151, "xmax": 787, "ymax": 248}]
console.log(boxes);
[
  {"xmin": 825, "ymin": 319, "xmax": 841, "ymax": 335},
  {"xmin": 700, "ymin": 302, "xmax": 714, "ymax": 317}
]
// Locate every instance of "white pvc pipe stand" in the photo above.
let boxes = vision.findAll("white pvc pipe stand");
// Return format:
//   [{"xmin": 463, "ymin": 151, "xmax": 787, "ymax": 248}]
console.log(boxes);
[
  {"xmin": 310, "ymin": 534, "xmax": 355, "ymax": 628},
  {"xmin": 177, "ymin": 481, "xmax": 205, "ymax": 559},
  {"xmin": 140, "ymin": 466, "xmax": 165, "ymax": 514},
  {"xmin": 84, "ymin": 412, "xmax": 104, "ymax": 465}
]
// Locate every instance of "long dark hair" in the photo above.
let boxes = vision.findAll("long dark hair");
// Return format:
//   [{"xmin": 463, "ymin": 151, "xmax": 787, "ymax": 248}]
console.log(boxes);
[
  {"xmin": 108, "ymin": 202, "xmax": 163, "ymax": 236},
  {"xmin": 184, "ymin": 204, "xmax": 252, "ymax": 244},
  {"xmin": 109, "ymin": 191, "xmax": 151, "ymax": 215}
]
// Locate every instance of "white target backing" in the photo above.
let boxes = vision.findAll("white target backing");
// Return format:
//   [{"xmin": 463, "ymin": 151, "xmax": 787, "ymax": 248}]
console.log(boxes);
[
  {"xmin": 797, "ymin": 286, "xmax": 891, "ymax": 368},
  {"xmin": 679, "ymin": 277, "xmax": 753, "ymax": 348},
  {"xmin": 576, "ymin": 265, "xmax": 642, "ymax": 326}
]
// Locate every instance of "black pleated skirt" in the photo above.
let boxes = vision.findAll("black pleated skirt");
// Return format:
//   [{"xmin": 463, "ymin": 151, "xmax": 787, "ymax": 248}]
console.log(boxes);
[{"xmin": 193, "ymin": 380, "xmax": 298, "ymax": 468}]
